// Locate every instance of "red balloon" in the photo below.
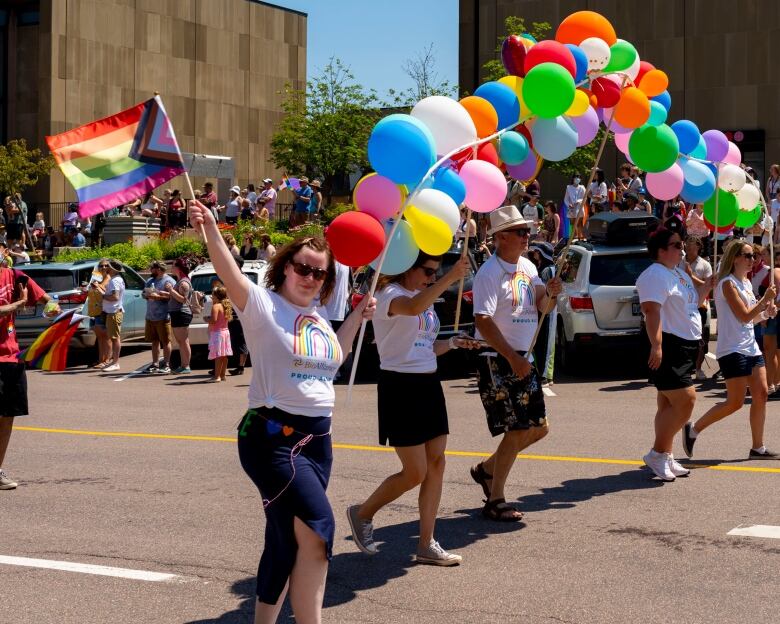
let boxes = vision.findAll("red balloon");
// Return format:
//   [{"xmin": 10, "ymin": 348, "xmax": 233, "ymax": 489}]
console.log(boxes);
[
  {"xmin": 523, "ymin": 40, "xmax": 577, "ymax": 79},
  {"xmin": 635, "ymin": 61, "xmax": 656, "ymax": 87},
  {"xmin": 325, "ymin": 211, "xmax": 386, "ymax": 267},
  {"xmin": 476, "ymin": 142, "xmax": 500, "ymax": 167},
  {"xmin": 516, "ymin": 123, "xmax": 534, "ymax": 149},
  {"xmin": 501, "ymin": 35, "xmax": 529, "ymax": 77},
  {"xmin": 591, "ymin": 77, "xmax": 621, "ymax": 108},
  {"xmin": 703, "ymin": 217, "xmax": 735, "ymax": 234}
]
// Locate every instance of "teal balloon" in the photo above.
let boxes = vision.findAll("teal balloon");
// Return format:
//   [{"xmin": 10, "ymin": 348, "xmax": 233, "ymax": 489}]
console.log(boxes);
[
  {"xmin": 530, "ymin": 116, "xmax": 577, "ymax": 162},
  {"xmin": 370, "ymin": 219, "xmax": 418, "ymax": 275},
  {"xmin": 474, "ymin": 82, "xmax": 520, "ymax": 131},
  {"xmin": 431, "ymin": 167, "xmax": 466, "ymax": 205},
  {"xmin": 368, "ymin": 114, "xmax": 436, "ymax": 187},
  {"xmin": 498, "ymin": 131, "xmax": 530, "ymax": 165},
  {"xmin": 689, "ymin": 135, "xmax": 707, "ymax": 159},
  {"xmin": 647, "ymin": 101, "xmax": 667, "ymax": 127}
]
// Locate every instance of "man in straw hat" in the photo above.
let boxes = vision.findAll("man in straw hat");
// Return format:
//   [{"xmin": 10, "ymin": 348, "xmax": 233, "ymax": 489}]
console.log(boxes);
[
  {"xmin": 291, "ymin": 176, "xmax": 312, "ymax": 227},
  {"xmin": 468, "ymin": 205, "xmax": 562, "ymax": 521}
]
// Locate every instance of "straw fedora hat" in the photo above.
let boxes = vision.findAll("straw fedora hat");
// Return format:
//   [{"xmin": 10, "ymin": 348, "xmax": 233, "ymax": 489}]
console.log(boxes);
[{"xmin": 487, "ymin": 205, "xmax": 531, "ymax": 235}]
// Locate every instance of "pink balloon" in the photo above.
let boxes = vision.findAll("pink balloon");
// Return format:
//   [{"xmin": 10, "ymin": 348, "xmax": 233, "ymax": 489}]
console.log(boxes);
[
  {"xmin": 506, "ymin": 150, "xmax": 539, "ymax": 182},
  {"xmin": 646, "ymin": 163, "xmax": 684, "ymax": 200},
  {"xmin": 599, "ymin": 107, "xmax": 631, "ymax": 134},
  {"xmin": 614, "ymin": 130, "xmax": 632, "ymax": 155},
  {"xmin": 354, "ymin": 173, "xmax": 404, "ymax": 221},
  {"xmin": 460, "ymin": 160, "xmax": 507, "ymax": 213},
  {"xmin": 569, "ymin": 107, "xmax": 599, "ymax": 147},
  {"xmin": 723, "ymin": 141, "xmax": 742, "ymax": 165}
]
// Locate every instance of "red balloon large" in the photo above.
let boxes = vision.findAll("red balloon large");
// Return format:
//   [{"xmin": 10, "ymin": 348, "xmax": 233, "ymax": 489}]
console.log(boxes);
[
  {"xmin": 501, "ymin": 35, "xmax": 529, "ymax": 77},
  {"xmin": 591, "ymin": 77, "xmax": 621, "ymax": 108},
  {"xmin": 325, "ymin": 211, "xmax": 386, "ymax": 267},
  {"xmin": 476, "ymin": 142, "xmax": 500, "ymax": 167},
  {"xmin": 635, "ymin": 61, "xmax": 656, "ymax": 87},
  {"xmin": 703, "ymin": 216, "xmax": 735, "ymax": 234},
  {"xmin": 523, "ymin": 40, "xmax": 577, "ymax": 79}
]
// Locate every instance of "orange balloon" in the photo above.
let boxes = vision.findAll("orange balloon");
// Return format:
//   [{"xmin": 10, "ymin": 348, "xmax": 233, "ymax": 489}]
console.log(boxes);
[
  {"xmin": 459, "ymin": 96, "xmax": 498, "ymax": 138},
  {"xmin": 613, "ymin": 87, "xmax": 651, "ymax": 129},
  {"xmin": 638, "ymin": 69, "xmax": 669, "ymax": 97},
  {"xmin": 555, "ymin": 10, "xmax": 617, "ymax": 46}
]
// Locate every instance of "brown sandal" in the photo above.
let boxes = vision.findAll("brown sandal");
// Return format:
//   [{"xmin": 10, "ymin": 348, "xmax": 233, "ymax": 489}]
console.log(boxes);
[
  {"xmin": 482, "ymin": 498, "xmax": 523, "ymax": 522},
  {"xmin": 470, "ymin": 462, "xmax": 492, "ymax": 499}
]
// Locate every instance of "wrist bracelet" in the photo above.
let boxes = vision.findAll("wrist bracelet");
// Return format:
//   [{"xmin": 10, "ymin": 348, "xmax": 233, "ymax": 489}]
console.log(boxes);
[{"xmin": 448, "ymin": 336, "xmax": 459, "ymax": 350}]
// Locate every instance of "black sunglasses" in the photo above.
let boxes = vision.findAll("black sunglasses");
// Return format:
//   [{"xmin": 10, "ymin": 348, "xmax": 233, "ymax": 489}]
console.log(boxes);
[
  {"xmin": 738, "ymin": 252, "xmax": 756, "ymax": 261},
  {"xmin": 506, "ymin": 228, "xmax": 531, "ymax": 237},
  {"xmin": 98, "ymin": 264, "xmax": 109, "ymax": 268},
  {"xmin": 418, "ymin": 266, "xmax": 439, "ymax": 277},
  {"xmin": 290, "ymin": 261, "xmax": 327, "ymax": 281},
  {"xmin": 665, "ymin": 241, "xmax": 684, "ymax": 250}
]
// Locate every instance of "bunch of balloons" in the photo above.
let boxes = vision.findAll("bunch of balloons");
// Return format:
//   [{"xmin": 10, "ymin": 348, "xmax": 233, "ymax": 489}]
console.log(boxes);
[{"xmin": 326, "ymin": 9, "xmax": 762, "ymax": 271}]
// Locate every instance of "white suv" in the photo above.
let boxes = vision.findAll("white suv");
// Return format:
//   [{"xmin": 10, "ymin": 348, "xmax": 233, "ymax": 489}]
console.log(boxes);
[
  {"xmin": 186, "ymin": 260, "xmax": 269, "ymax": 349},
  {"xmin": 555, "ymin": 241, "xmax": 653, "ymax": 373}
]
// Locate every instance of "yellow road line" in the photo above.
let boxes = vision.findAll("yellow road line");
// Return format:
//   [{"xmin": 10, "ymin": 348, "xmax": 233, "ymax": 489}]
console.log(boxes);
[{"xmin": 14, "ymin": 426, "xmax": 780, "ymax": 474}]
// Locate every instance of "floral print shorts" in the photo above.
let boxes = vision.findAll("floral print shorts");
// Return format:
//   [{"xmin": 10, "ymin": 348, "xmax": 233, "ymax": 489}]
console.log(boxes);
[{"xmin": 476, "ymin": 350, "xmax": 547, "ymax": 437}]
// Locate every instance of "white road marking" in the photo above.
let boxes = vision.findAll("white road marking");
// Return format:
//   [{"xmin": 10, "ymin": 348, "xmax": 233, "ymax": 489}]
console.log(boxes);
[
  {"xmin": 727, "ymin": 525, "xmax": 780, "ymax": 539},
  {"xmin": 114, "ymin": 363, "xmax": 153, "ymax": 382},
  {"xmin": 543, "ymin": 387, "xmax": 556, "ymax": 397},
  {"xmin": 0, "ymin": 555, "xmax": 184, "ymax": 581}
]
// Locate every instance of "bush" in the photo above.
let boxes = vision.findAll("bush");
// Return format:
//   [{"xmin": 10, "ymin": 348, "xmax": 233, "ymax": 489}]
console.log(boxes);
[
  {"xmin": 163, "ymin": 237, "xmax": 206, "ymax": 260},
  {"xmin": 322, "ymin": 203, "xmax": 354, "ymax": 224},
  {"xmin": 270, "ymin": 232, "xmax": 294, "ymax": 247}
]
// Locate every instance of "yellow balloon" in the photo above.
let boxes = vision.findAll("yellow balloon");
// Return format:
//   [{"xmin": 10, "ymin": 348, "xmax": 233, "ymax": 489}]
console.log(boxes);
[
  {"xmin": 405, "ymin": 206, "xmax": 452, "ymax": 255},
  {"xmin": 498, "ymin": 75, "xmax": 531, "ymax": 120},
  {"xmin": 566, "ymin": 89, "xmax": 590, "ymax": 117}
]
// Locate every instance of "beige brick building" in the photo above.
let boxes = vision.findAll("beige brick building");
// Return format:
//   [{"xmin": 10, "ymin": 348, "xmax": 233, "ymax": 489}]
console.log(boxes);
[
  {"xmin": 2, "ymin": 0, "xmax": 306, "ymax": 206},
  {"xmin": 460, "ymin": 0, "xmax": 779, "ymax": 184}
]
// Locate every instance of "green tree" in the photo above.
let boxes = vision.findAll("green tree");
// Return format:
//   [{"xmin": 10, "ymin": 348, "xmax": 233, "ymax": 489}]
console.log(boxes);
[
  {"xmin": 481, "ymin": 17, "xmax": 610, "ymax": 180},
  {"xmin": 270, "ymin": 58, "xmax": 379, "ymax": 203},
  {"xmin": 0, "ymin": 139, "xmax": 55, "ymax": 197}
]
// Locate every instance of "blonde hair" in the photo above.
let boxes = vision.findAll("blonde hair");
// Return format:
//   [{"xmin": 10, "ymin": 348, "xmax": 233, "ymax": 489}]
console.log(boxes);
[
  {"xmin": 718, "ymin": 239, "xmax": 751, "ymax": 282},
  {"xmin": 211, "ymin": 286, "xmax": 233, "ymax": 321}
]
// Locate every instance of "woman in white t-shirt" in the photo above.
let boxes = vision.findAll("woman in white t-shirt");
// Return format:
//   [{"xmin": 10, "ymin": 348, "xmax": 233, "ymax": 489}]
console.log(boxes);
[
  {"xmin": 189, "ymin": 200, "xmax": 376, "ymax": 623},
  {"xmin": 347, "ymin": 252, "xmax": 478, "ymax": 566},
  {"xmin": 563, "ymin": 174, "xmax": 586, "ymax": 239},
  {"xmin": 682, "ymin": 241, "xmax": 778, "ymax": 460},
  {"xmin": 636, "ymin": 229, "xmax": 713, "ymax": 481},
  {"xmin": 589, "ymin": 168, "xmax": 609, "ymax": 213}
]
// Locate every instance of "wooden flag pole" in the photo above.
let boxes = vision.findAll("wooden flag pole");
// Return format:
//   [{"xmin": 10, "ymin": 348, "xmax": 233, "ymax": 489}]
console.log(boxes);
[
  {"xmin": 453, "ymin": 207, "xmax": 473, "ymax": 332},
  {"xmin": 713, "ymin": 165, "xmax": 721, "ymax": 274}
]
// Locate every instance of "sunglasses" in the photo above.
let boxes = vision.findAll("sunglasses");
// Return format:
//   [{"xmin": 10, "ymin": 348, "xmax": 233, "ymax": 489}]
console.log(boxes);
[
  {"xmin": 98, "ymin": 264, "xmax": 109, "ymax": 269},
  {"xmin": 290, "ymin": 261, "xmax": 327, "ymax": 281},
  {"xmin": 506, "ymin": 228, "xmax": 531, "ymax": 237},
  {"xmin": 419, "ymin": 266, "xmax": 439, "ymax": 277},
  {"xmin": 665, "ymin": 241, "xmax": 684, "ymax": 250},
  {"xmin": 738, "ymin": 253, "xmax": 756, "ymax": 261}
]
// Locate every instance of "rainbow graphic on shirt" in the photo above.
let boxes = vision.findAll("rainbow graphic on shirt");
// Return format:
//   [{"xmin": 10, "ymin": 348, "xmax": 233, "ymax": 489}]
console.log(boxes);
[
  {"xmin": 418, "ymin": 308, "xmax": 440, "ymax": 336},
  {"xmin": 292, "ymin": 314, "xmax": 342, "ymax": 361},
  {"xmin": 509, "ymin": 271, "xmax": 536, "ymax": 308}
]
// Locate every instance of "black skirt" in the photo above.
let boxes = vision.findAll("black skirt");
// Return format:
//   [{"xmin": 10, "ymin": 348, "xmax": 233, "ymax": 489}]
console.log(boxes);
[{"xmin": 377, "ymin": 370, "xmax": 449, "ymax": 447}]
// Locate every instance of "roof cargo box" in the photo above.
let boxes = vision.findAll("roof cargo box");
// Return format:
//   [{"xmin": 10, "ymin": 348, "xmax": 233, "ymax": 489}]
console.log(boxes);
[{"xmin": 586, "ymin": 212, "xmax": 659, "ymax": 245}]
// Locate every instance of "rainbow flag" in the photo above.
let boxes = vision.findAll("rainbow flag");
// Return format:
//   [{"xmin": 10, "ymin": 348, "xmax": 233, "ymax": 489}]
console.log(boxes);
[
  {"xmin": 278, "ymin": 175, "xmax": 300, "ymax": 192},
  {"xmin": 46, "ymin": 96, "xmax": 186, "ymax": 219},
  {"xmin": 18, "ymin": 309, "xmax": 87, "ymax": 371}
]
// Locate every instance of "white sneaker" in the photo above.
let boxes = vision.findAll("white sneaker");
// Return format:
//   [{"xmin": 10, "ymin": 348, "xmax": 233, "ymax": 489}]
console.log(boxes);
[
  {"xmin": 643, "ymin": 449, "xmax": 676, "ymax": 481},
  {"xmin": 695, "ymin": 369, "xmax": 707, "ymax": 381},
  {"xmin": 415, "ymin": 539, "xmax": 462, "ymax": 566},
  {"xmin": 103, "ymin": 363, "xmax": 120, "ymax": 372},
  {"xmin": 668, "ymin": 454, "xmax": 690, "ymax": 477},
  {"xmin": 0, "ymin": 469, "xmax": 18, "ymax": 490}
]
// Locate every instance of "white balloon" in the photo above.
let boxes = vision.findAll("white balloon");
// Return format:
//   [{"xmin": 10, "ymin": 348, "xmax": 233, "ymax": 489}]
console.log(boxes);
[
  {"xmin": 411, "ymin": 96, "xmax": 478, "ymax": 156},
  {"xmin": 625, "ymin": 53, "xmax": 641, "ymax": 81},
  {"xmin": 411, "ymin": 188, "xmax": 460, "ymax": 234},
  {"xmin": 580, "ymin": 37, "xmax": 611, "ymax": 71},
  {"xmin": 735, "ymin": 180, "xmax": 761, "ymax": 211},
  {"xmin": 717, "ymin": 163, "xmax": 747, "ymax": 193}
]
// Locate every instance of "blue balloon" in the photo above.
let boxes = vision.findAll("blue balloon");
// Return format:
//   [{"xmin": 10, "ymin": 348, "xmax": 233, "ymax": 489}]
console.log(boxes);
[
  {"xmin": 565, "ymin": 44, "xmax": 589, "ymax": 83},
  {"xmin": 650, "ymin": 90, "xmax": 672, "ymax": 112},
  {"xmin": 679, "ymin": 158, "xmax": 716, "ymax": 203},
  {"xmin": 647, "ymin": 101, "xmax": 668, "ymax": 126},
  {"xmin": 689, "ymin": 135, "xmax": 707, "ymax": 159},
  {"xmin": 531, "ymin": 116, "xmax": 577, "ymax": 162},
  {"xmin": 671, "ymin": 120, "xmax": 701, "ymax": 155},
  {"xmin": 474, "ymin": 81, "xmax": 521, "ymax": 131},
  {"xmin": 431, "ymin": 167, "xmax": 466, "ymax": 205},
  {"xmin": 370, "ymin": 219, "xmax": 418, "ymax": 275},
  {"xmin": 498, "ymin": 131, "xmax": 530, "ymax": 165},
  {"xmin": 368, "ymin": 114, "xmax": 436, "ymax": 187}
]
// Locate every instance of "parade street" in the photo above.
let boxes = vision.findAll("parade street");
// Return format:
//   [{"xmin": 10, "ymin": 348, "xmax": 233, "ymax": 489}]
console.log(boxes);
[{"xmin": 2, "ymin": 347, "xmax": 779, "ymax": 624}]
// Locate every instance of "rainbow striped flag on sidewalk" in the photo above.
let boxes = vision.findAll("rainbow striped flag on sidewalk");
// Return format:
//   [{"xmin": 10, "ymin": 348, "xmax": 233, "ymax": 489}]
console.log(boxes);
[{"xmin": 46, "ymin": 96, "xmax": 186, "ymax": 219}]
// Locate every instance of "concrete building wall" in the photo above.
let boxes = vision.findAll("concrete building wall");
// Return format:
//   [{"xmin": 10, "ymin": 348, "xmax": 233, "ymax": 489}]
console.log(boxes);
[{"xmin": 13, "ymin": 0, "xmax": 306, "ymax": 204}]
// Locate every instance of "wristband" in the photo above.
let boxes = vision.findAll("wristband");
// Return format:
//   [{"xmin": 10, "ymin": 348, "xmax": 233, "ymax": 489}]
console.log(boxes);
[{"xmin": 448, "ymin": 336, "xmax": 459, "ymax": 350}]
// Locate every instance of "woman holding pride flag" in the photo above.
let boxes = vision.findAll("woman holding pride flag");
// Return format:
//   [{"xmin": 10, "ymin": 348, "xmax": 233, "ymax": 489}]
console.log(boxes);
[
  {"xmin": 189, "ymin": 199, "xmax": 375, "ymax": 624},
  {"xmin": 347, "ymin": 252, "xmax": 478, "ymax": 566}
]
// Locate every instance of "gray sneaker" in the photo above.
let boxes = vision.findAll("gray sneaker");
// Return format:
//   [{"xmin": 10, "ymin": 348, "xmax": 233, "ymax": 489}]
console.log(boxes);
[
  {"xmin": 346, "ymin": 505, "xmax": 377, "ymax": 555},
  {"xmin": 0, "ymin": 469, "xmax": 18, "ymax": 490},
  {"xmin": 415, "ymin": 539, "xmax": 462, "ymax": 566}
]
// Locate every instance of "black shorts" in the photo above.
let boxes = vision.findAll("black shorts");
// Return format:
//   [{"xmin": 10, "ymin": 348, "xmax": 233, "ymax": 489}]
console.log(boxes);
[
  {"xmin": 718, "ymin": 352, "xmax": 765, "ymax": 380},
  {"xmin": 0, "ymin": 362, "xmax": 29, "ymax": 417},
  {"xmin": 650, "ymin": 332, "xmax": 699, "ymax": 391},
  {"xmin": 699, "ymin": 308, "xmax": 710, "ymax": 345},
  {"xmin": 377, "ymin": 370, "xmax": 449, "ymax": 447},
  {"xmin": 476, "ymin": 350, "xmax": 547, "ymax": 437},
  {"xmin": 228, "ymin": 318, "xmax": 249, "ymax": 355},
  {"xmin": 169, "ymin": 311, "xmax": 192, "ymax": 328}
]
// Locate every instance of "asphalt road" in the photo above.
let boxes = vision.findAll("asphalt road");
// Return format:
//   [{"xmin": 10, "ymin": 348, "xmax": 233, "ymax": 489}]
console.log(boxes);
[{"xmin": 2, "ymin": 346, "xmax": 779, "ymax": 624}]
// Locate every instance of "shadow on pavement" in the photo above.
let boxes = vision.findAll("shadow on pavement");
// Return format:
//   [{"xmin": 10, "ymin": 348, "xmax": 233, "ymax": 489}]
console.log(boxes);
[
  {"xmin": 515, "ymin": 468, "xmax": 664, "ymax": 513},
  {"xmin": 597, "ymin": 380, "xmax": 650, "ymax": 392},
  {"xmin": 184, "ymin": 576, "xmax": 255, "ymax": 624}
]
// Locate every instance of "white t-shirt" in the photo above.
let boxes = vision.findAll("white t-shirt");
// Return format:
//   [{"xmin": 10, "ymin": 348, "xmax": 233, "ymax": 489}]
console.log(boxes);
[
  {"xmin": 761, "ymin": 214, "xmax": 774, "ymax": 247},
  {"xmin": 636, "ymin": 263, "xmax": 701, "ymax": 341},
  {"xmin": 324, "ymin": 262, "xmax": 350, "ymax": 322},
  {"xmin": 373, "ymin": 283, "xmax": 439, "ymax": 374},
  {"xmin": 236, "ymin": 284, "xmax": 343, "ymax": 417},
  {"xmin": 564, "ymin": 184, "xmax": 585, "ymax": 218},
  {"xmin": 473, "ymin": 254, "xmax": 544, "ymax": 352},
  {"xmin": 771, "ymin": 198, "xmax": 780, "ymax": 224},
  {"xmin": 259, "ymin": 188, "xmax": 277, "ymax": 216},
  {"xmin": 678, "ymin": 255, "xmax": 713, "ymax": 308},
  {"xmin": 590, "ymin": 181, "xmax": 608, "ymax": 204},
  {"xmin": 521, "ymin": 202, "xmax": 540, "ymax": 234},
  {"xmin": 714, "ymin": 275, "xmax": 762, "ymax": 358},
  {"xmin": 750, "ymin": 265, "xmax": 769, "ymax": 297},
  {"xmin": 247, "ymin": 191, "xmax": 257, "ymax": 209},
  {"xmin": 102, "ymin": 276, "xmax": 125, "ymax": 313}
]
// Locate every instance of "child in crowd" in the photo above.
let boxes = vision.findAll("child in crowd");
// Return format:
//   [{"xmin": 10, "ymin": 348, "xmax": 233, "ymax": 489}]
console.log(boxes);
[
  {"xmin": 32, "ymin": 212, "xmax": 46, "ymax": 246},
  {"xmin": 207, "ymin": 286, "xmax": 233, "ymax": 382}
]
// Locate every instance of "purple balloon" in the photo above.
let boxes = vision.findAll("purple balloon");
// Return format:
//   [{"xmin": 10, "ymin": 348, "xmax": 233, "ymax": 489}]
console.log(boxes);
[
  {"xmin": 506, "ymin": 150, "xmax": 539, "ymax": 181},
  {"xmin": 702, "ymin": 129, "xmax": 729, "ymax": 163},
  {"xmin": 569, "ymin": 107, "xmax": 599, "ymax": 147}
]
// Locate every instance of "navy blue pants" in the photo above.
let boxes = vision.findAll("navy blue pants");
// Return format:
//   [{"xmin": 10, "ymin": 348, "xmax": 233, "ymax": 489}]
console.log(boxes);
[{"xmin": 237, "ymin": 407, "xmax": 333, "ymax": 604}]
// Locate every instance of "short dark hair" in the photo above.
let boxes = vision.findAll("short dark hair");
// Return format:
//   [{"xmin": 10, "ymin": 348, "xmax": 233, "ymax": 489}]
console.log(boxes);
[
  {"xmin": 264, "ymin": 237, "xmax": 336, "ymax": 304},
  {"xmin": 173, "ymin": 257, "xmax": 191, "ymax": 275},
  {"xmin": 647, "ymin": 228, "xmax": 678, "ymax": 260},
  {"xmin": 377, "ymin": 251, "xmax": 443, "ymax": 291}
]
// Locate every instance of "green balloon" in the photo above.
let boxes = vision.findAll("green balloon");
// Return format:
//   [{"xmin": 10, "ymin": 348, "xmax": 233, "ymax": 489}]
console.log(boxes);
[
  {"xmin": 628, "ymin": 124, "xmax": 680, "ymax": 173},
  {"xmin": 604, "ymin": 39, "xmax": 638, "ymax": 73},
  {"xmin": 522, "ymin": 62, "xmax": 575, "ymax": 119},
  {"xmin": 735, "ymin": 204, "xmax": 763, "ymax": 229},
  {"xmin": 703, "ymin": 189, "xmax": 739, "ymax": 227}
]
